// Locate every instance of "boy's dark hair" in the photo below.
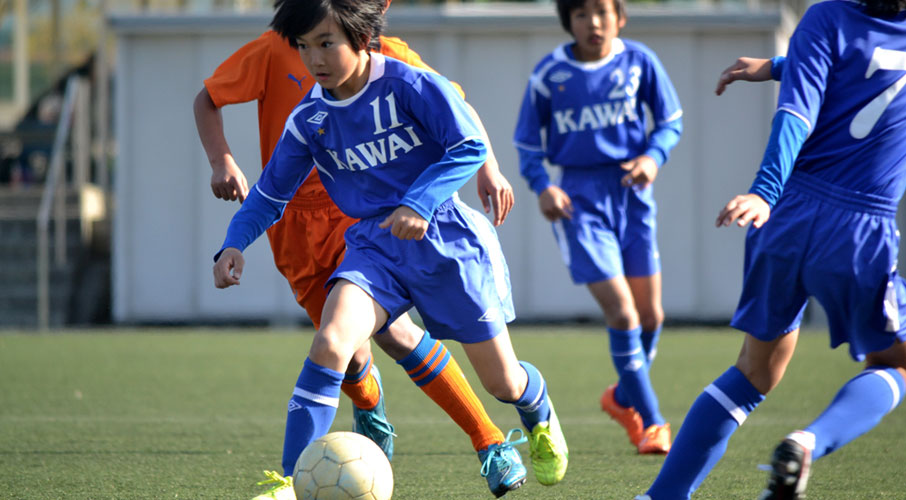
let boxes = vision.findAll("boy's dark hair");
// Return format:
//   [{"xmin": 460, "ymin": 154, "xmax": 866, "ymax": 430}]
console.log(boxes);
[
  {"xmin": 271, "ymin": 0, "xmax": 385, "ymax": 52},
  {"xmin": 862, "ymin": 0, "xmax": 906, "ymax": 16},
  {"xmin": 555, "ymin": 0, "xmax": 626, "ymax": 34}
]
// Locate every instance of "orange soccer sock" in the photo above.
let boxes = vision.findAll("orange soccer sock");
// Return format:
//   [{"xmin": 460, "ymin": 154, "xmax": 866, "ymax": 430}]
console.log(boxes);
[
  {"xmin": 341, "ymin": 357, "xmax": 381, "ymax": 410},
  {"xmin": 400, "ymin": 333, "xmax": 504, "ymax": 451}
]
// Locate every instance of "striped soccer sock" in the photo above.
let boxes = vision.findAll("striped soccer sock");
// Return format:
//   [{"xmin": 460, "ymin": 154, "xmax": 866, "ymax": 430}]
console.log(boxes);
[
  {"xmin": 609, "ymin": 326, "xmax": 664, "ymax": 428},
  {"xmin": 398, "ymin": 331, "xmax": 504, "ymax": 451},
  {"xmin": 341, "ymin": 355, "xmax": 381, "ymax": 410},
  {"xmin": 646, "ymin": 366, "xmax": 764, "ymax": 500},
  {"xmin": 806, "ymin": 366, "xmax": 905, "ymax": 459},
  {"xmin": 281, "ymin": 358, "xmax": 344, "ymax": 476}
]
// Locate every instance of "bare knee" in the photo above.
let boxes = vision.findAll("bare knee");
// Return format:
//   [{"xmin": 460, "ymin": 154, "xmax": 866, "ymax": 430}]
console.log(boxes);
[
  {"xmin": 604, "ymin": 307, "xmax": 639, "ymax": 331},
  {"xmin": 865, "ymin": 340, "xmax": 906, "ymax": 378},
  {"xmin": 479, "ymin": 365, "xmax": 527, "ymax": 402},
  {"xmin": 310, "ymin": 325, "xmax": 358, "ymax": 371},
  {"xmin": 734, "ymin": 332, "xmax": 798, "ymax": 395},
  {"xmin": 347, "ymin": 343, "xmax": 372, "ymax": 375},
  {"xmin": 638, "ymin": 306, "xmax": 664, "ymax": 333},
  {"xmin": 482, "ymin": 378, "xmax": 524, "ymax": 402},
  {"xmin": 373, "ymin": 318, "xmax": 424, "ymax": 361}
]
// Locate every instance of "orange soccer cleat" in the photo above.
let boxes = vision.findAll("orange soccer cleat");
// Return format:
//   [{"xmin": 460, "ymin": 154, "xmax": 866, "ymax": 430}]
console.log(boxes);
[
  {"xmin": 637, "ymin": 423, "xmax": 671, "ymax": 455},
  {"xmin": 600, "ymin": 383, "xmax": 644, "ymax": 446}
]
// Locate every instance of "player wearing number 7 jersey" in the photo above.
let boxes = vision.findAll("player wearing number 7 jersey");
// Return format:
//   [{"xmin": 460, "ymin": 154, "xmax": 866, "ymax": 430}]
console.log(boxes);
[{"xmin": 636, "ymin": 1, "xmax": 906, "ymax": 499}]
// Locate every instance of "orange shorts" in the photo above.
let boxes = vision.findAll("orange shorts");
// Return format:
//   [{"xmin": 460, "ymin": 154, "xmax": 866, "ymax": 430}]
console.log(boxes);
[{"xmin": 265, "ymin": 196, "xmax": 357, "ymax": 329}]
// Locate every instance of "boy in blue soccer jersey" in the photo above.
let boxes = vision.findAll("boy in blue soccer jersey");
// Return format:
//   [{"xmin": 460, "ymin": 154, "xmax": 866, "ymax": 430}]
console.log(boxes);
[
  {"xmin": 637, "ymin": 1, "xmax": 906, "ymax": 499},
  {"xmin": 513, "ymin": 0, "xmax": 682, "ymax": 454},
  {"xmin": 211, "ymin": 0, "xmax": 569, "ymax": 495}
]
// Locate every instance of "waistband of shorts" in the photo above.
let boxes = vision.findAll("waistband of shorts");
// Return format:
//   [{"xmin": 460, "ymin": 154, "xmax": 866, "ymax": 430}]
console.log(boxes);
[
  {"xmin": 285, "ymin": 192, "xmax": 336, "ymax": 211},
  {"xmin": 786, "ymin": 170, "xmax": 898, "ymax": 217},
  {"xmin": 559, "ymin": 163, "xmax": 622, "ymax": 171},
  {"xmin": 434, "ymin": 195, "xmax": 458, "ymax": 213},
  {"xmin": 360, "ymin": 195, "xmax": 459, "ymax": 223}
]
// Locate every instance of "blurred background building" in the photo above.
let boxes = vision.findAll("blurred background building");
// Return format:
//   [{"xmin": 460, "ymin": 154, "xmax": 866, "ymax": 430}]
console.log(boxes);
[{"xmin": 0, "ymin": 0, "xmax": 821, "ymax": 328}]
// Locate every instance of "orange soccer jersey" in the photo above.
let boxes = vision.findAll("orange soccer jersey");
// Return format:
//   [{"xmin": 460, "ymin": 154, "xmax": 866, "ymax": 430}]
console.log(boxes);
[{"xmin": 204, "ymin": 31, "xmax": 462, "ymax": 327}]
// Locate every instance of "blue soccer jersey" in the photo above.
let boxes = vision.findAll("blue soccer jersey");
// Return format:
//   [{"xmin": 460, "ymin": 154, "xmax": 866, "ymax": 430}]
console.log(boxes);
[
  {"xmin": 217, "ymin": 53, "xmax": 515, "ymax": 341},
  {"xmin": 750, "ymin": 0, "xmax": 906, "ymax": 204},
  {"xmin": 513, "ymin": 38, "xmax": 682, "ymax": 194},
  {"xmin": 219, "ymin": 53, "xmax": 487, "ymax": 252},
  {"xmin": 266, "ymin": 53, "xmax": 482, "ymax": 220},
  {"xmin": 733, "ymin": 0, "xmax": 906, "ymax": 359}
]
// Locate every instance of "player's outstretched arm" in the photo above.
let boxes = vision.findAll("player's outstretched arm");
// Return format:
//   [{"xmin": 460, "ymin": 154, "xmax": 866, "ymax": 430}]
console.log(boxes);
[
  {"xmin": 538, "ymin": 186, "xmax": 573, "ymax": 222},
  {"xmin": 466, "ymin": 102, "xmax": 514, "ymax": 226},
  {"xmin": 715, "ymin": 57, "xmax": 774, "ymax": 96},
  {"xmin": 213, "ymin": 247, "xmax": 245, "ymax": 288},
  {"xmin": 193, "ymin": 87, "xmax": 250, "ymax": 202},
  {"xmin": 716, "ymin": 193, "xmax": 770, "ymax": 228}
]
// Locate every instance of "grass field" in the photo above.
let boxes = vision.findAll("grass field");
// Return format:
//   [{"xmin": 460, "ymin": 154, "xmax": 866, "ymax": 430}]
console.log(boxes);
[{"xmin": 1, "ymin": 325, "xmax": 904, "ymax": 499}]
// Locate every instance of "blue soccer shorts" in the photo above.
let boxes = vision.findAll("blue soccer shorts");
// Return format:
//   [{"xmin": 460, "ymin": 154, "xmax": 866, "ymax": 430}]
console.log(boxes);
[
  {"xmin": 552, "ymin": 166, "xmax": 660, "ymax": 284},
  {"xmin": 329, "ymin": 195, "xmax": 515, "ymax": 343},
  {"xmin": 731, "ymin": 171, "xmax": 906, "ymax": 361}
]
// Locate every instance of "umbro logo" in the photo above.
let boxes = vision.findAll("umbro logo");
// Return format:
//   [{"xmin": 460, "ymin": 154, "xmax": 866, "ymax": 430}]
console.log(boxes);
[
  {"xmin": 307, "ymin": 111, "xmax": 328, "ymax": 124},
  {"xmin": 478, "ymin": 308, "xmax": 498, "ymax": 323},
  {"xmin": 625, "ymin": 359, "xmax": 645, "ymax": 372},
  {"xmin": 287, "ymin": 399, "xmax": 302, "ymax": 412},
  {"xmin": 549, "ymin": 70, "xmax": 573, "ymax": 83}
]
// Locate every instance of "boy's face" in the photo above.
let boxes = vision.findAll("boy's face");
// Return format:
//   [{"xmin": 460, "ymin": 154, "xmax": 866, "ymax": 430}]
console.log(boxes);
[
  {"xmin": 296, "ymin": 16, "xmax": 369, "ymax": 99},
  {"xmin": 569, "ymin": 0, "xmax": 624, "ymax": 61}
]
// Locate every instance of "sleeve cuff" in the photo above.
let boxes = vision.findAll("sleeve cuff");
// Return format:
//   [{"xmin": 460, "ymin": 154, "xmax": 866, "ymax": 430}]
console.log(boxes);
[
  {"xmin": 643, "ymin": 148, "xmax": 667, "ymax": 168},
  {"xmin": 770, "ymin": 56, "xmax": 786, "ymax": 82}
]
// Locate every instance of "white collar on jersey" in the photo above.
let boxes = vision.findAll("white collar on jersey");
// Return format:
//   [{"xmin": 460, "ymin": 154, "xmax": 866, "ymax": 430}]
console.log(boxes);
[
  {"xmin": 311, "ymin": 52, "xmax": 386, "ymax": 107},
  {"xmin": 553, "ymin": 38, "xmax": 625, "ymax": 70}
]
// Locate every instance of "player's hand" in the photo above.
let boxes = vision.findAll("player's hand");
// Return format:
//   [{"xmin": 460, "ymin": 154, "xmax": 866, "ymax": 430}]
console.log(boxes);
[
  {"xmin": 538, "ymin": 186, "xmax": 573, "ymax": 222},
  {"xmin": 716, "ymin": 193, "xmax": 771, "ymax": 228},
  {"xmin": 379, "ymin": 206, "xmax": 429, "ymax": 240},
  {"xmin": 715, "ymin": 57, "xmax": 774, "ymax": 96},
  {"xmin": 213, "ymin": 247, "xmax": 244, "ymax": 288},
  {"xmin": 211, "ymin": 156, "xmax": 250, "ymax": 202},
  {"xmin": 620, "ymin": 155, "xmax": 658, "ymax": 189},
  {"xmin": 475, "ymin": 159, "xmax": 515, "ymax": 227}
]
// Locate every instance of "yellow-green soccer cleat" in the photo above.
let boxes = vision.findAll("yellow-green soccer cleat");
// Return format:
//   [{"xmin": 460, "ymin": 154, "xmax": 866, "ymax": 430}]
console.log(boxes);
[
  {"xmin": 528, "ymin": 398, "xmax": 569, "ymax": 486},
  {"xmin": 251, "ymin": 470, "xmax": 295, "ymax": 500}
]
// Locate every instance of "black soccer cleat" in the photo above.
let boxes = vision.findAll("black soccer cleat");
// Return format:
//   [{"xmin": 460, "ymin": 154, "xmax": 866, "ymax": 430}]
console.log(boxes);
[{"xmin": 758, "ymin": 438, "xmax": 812, "ymax": 500}]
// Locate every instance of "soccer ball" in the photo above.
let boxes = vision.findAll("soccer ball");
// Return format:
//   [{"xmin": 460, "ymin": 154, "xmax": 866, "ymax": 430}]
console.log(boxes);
[{"xmin": 293, "ymin": 431, "xmax": 393, "ymax": 500}]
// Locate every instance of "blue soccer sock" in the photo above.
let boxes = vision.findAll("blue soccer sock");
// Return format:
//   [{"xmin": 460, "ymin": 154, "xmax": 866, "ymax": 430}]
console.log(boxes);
[
  {"xmin": 500, "ymin": 361, "xmax": 551, "ymax": 431},
  {"xmin": 642, "ymin": 324, "xmax": 663, "ymax": 365},
  {"xmin": 805, "ymin": 366, "xmax": 905, "ymax": 460},
  {"xmin": 613, "ymin": 381, "xmax": 632, "ymax": 408},
  {"xmin": 614, "ymin": 325, "xmax": 663, "ymax": 408},
  {"xmin": 646, "ymin": 366, "xmax": 764, "ymax": 500},
  {"xmin": 609, "ymin": 326, "xmax": 664, "ymax": 428},
  {"xmin": 281, "ymin": 358, "xmax": 344, "ymax": 476}
]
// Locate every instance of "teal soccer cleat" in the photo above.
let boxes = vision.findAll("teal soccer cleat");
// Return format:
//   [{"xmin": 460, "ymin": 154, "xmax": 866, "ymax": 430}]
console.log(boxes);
[
  {"xmin": 478, "ymin": 429, "xmax": 528, "ymax": 498},
  {"xmin": 352, "ymin": 364, "xmax": 396, "ymax": 461}
]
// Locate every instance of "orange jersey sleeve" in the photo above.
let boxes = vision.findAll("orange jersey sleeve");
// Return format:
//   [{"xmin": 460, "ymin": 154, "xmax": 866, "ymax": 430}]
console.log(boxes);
[
  {"xmin": 204, "ymin": 31, "xmax": 327, "ymax": 202},
  {"xmin": 204, "ymin": 31, "xmax": 316, "ymax": 170},
  {"xmin": 378, "ymin": 36, "xmax": 466, "ymax": 99}
]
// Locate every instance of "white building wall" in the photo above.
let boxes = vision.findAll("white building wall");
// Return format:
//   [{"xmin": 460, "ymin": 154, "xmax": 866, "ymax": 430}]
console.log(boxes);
[{"xmin": 111, "ymin": 5, "xmax": 793, "ymax": 324}]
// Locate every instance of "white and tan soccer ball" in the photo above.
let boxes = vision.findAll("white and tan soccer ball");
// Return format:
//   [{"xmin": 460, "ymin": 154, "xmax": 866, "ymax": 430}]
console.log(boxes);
[{"xmin": 293, "ymin": 431, "xmax": 393, "ymax": 500}]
